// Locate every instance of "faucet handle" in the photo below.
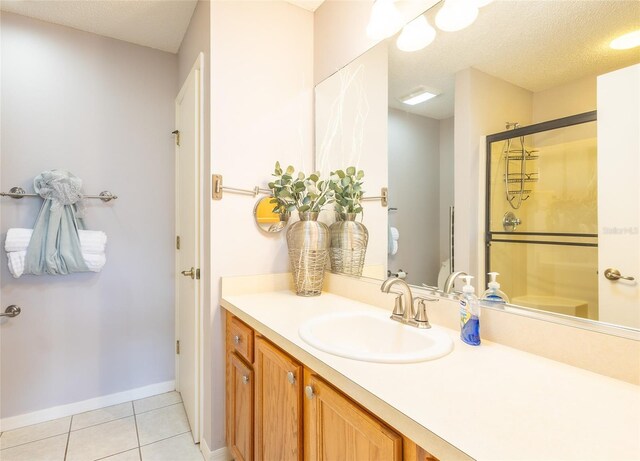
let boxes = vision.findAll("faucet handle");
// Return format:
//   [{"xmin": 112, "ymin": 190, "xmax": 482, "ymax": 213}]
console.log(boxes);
[
  {"xmin": 413, "ymin": 296, "xmax": 438, "ymax": 329},
  {"xmin": 391, "ymin": 294, "xmax": 404, "ymax": 318}
]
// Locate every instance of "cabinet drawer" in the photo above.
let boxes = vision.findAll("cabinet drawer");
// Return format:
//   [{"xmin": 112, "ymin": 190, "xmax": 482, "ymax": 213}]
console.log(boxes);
[{"xmin": 229, "ymin": 316, "xmax": 254, "ymax": 363}]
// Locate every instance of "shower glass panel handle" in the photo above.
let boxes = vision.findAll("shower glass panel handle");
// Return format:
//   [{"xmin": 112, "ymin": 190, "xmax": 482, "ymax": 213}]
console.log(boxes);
[{"xmin": 1, "ymin": 305, "xmax": 21, "ymax": 318}]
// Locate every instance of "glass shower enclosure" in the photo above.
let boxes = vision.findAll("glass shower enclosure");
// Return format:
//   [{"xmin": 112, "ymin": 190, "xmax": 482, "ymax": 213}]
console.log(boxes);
[{"xmin": 485, "ymin": 111, "xmax": 598, "ymax": 320}]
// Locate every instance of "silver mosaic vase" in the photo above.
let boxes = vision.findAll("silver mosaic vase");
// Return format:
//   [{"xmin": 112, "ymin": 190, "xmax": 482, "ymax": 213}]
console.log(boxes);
[
  {"xmin": 286, "ymin": 212, "xmax": 330, "ymax": 296},
  {"xmin": 329, "ymin": 213, "xmax": 368, "ymax": 276}
]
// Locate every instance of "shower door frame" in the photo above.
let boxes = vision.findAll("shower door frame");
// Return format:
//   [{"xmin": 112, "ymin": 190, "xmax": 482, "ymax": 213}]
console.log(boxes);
[{"xmin": 484, "ymin": 110, "xmax": 598, "ymax": 276}]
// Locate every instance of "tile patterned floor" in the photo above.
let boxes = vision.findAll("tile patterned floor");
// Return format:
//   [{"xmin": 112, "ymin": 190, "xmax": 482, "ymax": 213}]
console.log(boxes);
[{"xmin": 0, "ymin": 392, "xmax": 203, "ymax": 461}]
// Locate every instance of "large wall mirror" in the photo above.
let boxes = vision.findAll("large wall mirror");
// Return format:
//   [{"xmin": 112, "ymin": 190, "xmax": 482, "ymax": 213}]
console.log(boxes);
[{"xmin": 315, "ymin": 0, "xmax": 640, "ymax": 332}]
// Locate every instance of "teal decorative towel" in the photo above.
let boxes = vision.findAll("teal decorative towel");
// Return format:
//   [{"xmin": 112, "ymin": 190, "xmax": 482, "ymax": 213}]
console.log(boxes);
[{"xmin": 24, "ymin": 170, "xmax": 90, "ymax": 275}]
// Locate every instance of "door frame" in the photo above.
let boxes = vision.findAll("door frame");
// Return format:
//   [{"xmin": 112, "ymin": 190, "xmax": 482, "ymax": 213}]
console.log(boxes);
[{"xmin": 174, "ymin": 52, "xmax": 204, "ymax": 443}]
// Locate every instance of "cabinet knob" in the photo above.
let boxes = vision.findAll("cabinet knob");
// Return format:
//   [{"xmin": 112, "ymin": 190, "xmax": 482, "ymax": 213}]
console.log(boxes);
[
  {"xmin": 304, "ymin": 385, "xmax": 315, "ymax": 400},
  {"xmin": 233, "ymin": 335, "xmax": 241, "ymax": 345},
  {"xmin": 287, "ymin": 371, "xmax": 296, "ymax": 385},
  {"xmin": 242, "ymin": 375, "xmax": 250, "ymax": 385}
]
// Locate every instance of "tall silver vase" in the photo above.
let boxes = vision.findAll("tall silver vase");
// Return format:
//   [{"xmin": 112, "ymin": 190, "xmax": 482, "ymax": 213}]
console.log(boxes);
[
  {"xmin": 329, "ymin": 213, "xmax": 368, "ymax": 276},
  {"xmin": 286, "ymin": 212, "xmax": 330, "ymax": 296}
]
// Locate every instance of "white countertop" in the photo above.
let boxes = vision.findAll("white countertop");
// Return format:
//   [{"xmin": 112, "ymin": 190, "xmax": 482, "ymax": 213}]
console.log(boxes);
[{"xmin": 222, "ymin": 290, "xmax": 640, "ymax": 461}]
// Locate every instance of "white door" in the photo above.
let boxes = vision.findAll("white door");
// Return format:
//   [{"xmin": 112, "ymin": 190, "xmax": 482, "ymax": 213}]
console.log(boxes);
[
  {"xmin": 175, "ymin": 55, "xmax": 203, "ymax": 442},
  {"xmin": 597, "ymin": 63, "xmax": 640, "ymax": 328}
]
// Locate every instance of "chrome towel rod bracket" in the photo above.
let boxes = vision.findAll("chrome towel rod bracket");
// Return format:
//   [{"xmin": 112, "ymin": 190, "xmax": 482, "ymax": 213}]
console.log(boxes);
[
  {"xmin": 361, "ymin": 187, "xmax": 388, "ymax": 207},
  {"xmin": 0, "ymin": 186, "xmax": 118, "ymax": 202}
]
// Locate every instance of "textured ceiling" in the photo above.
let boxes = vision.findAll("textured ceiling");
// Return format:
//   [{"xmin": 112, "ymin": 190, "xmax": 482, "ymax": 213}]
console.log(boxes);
[
  {"xmin": 286, "ymin": 0, "xmax": 325, "ymax": 12},
  {"xmin": 0, "ymin": 0, "xmax": 198, "ymax": 53},
  {"xmin": 388, "ymin": 0, "xmax": 640, "ymax": 119}
]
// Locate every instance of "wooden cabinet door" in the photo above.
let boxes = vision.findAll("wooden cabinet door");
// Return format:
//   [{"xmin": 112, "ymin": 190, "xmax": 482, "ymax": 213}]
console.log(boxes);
[
  {"xmin": 228, "ymin": 353, "xmax": 254, "ymax": 461},
  {"xmin": 255, "ymin": 337, "xmax": 303, "ymax": 461},
  {"xmin": 304, "ymin": 370, "xmax": 402, "ymax": 461}
]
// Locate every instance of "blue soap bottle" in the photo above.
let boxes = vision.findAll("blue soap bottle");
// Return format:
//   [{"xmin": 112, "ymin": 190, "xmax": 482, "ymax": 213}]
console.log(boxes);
[{"xmin": 459, "ymin": 275, "xmax": 481, "ymax": 346}]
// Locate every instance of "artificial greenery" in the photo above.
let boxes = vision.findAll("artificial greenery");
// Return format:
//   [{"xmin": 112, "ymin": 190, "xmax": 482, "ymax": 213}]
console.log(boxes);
[
  {"xmin": 268, "ymin": 162, "xmax": 335, "ymax": 214},
  {"xmin": 330, "ymin": 166, "xmax": 365, "ymax": 215}
]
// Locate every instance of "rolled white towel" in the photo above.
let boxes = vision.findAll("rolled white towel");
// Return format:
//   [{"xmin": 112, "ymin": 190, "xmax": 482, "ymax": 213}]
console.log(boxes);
[
  {"xmin": 390, "ymin": 227, "xmax": 399, "ymax": 241},
  {"xmin": 5, "ymin": 228, "xmax": 33, "ymax": 253},
  {"xmin": 391, "ymin": 240, "xmax": 398, "ymax": 256},
  {"xmin": 4, "ymin": 229, "xmax": 107, "ymax": 254},
  {"xmin": 7, "ymin": 251, "xmax": 26, "ymax": 278},
  {"xmin": 6, "ymin": 250, "xmax": 106, "ymax": 278}
]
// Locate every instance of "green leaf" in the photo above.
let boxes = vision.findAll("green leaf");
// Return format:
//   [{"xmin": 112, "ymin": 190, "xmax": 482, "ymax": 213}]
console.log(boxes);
[
  {"xmin": 341, "ymin": 177, "xmax": 351, "ymax": 187},
  {"xmin": 302, "ymin": 196, "xmax": 311, "ymax": 205},
  {"xmin": 336, "ymin": 170, "xmax": 345, "ymax": 178},
  {"xmin": 268, "ymin": 182, "xmax": 275, "ymax": 189},
  {"xmin": 309, "ymin": 173, "xmax": 319, "ymax": 182},
  {"xmin": 298, "ymin": 172, "xmax": 305, "ymax": 180},
  {"xmin": 346, "ymin": 166, "xmax": 356, "ymax": 176},
  {"xmin": 356, "ymin": 170, "xmax": 364, "ymax": 180},
  {"xmin": 286, "ymin": 165, "xmax": 295, "ymax": 175},
  {"xmin": 299, "ymin": 205, "xmax": 310, "ymax": 212}
]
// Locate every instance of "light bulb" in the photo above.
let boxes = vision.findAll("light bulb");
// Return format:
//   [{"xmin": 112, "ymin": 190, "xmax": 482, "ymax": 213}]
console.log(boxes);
[
  {"xmin": 366, "ymin": 0, "xmax": 403, "ymax": 41},
  {"xmin": 396, "ymin": 15, "xmax": 436, "ymax": 52},
  {"xmin": 610, "ymin": 30, "xmax": 640, "ymax": 50},
  {"xmin": 435, "ymin": 0, "xmax": 479, "ymax": 32}
]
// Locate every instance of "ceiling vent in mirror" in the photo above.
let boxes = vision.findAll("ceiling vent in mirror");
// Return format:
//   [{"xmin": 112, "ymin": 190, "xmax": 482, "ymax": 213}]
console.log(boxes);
[{"xmin": 399, "ymin": 87, "xmax": 439, "ymax": 106}]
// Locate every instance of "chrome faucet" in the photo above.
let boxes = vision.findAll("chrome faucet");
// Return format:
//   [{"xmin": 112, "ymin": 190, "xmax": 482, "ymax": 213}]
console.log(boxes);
[
  {"xmin": 380, "ymin": 277, "xmax": 415, "ymax": 323},
  {"xmin": 443, "ymin": 271, "xmax": 468, "ymax": 294}
]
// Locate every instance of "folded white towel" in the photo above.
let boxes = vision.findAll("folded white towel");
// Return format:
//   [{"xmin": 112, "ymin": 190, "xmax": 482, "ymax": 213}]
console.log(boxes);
[
  {"xmin": 390, "ymin": 227, "xmax": 399, "ymax": 241},
  {"xmin": 4, "ymin": 228, "xmax": 32, "ymax": 253},
  {"xmin": 7, "ymin": 250, "xmax": 106, "ymax": 278},
  {"xmin": 391, "ymin": 240, "xmax": 398, "ymax": 256},
  {"xmin": 4, "ymin": 228, "xmax": 107, "ymax": 254}
]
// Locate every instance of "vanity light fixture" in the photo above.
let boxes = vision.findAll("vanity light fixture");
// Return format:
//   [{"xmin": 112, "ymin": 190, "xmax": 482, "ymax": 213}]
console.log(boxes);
[
  {"xmin": 396, "ymin": 15, "xmax": 436, "ymax": 52},
  {"xmin": 610, "ymin": 30, "xmax": 640, "ymax": 50},
  {"xmin": 366, "ymin": 0, "xmax": 404, "ymax": 41},
  {"xmin": 400, "ymin": 88, "xmax": 439, "ymax": 106},
  {"xmin": 435, "ymin": 0, "xmax": 479, "ymax": 32}
]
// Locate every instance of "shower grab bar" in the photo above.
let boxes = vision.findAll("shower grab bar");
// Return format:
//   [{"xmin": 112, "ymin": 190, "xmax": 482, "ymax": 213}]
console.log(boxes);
[{"xmin": 1, "ymin": 187, "xmax": 117, "ymax": 202}]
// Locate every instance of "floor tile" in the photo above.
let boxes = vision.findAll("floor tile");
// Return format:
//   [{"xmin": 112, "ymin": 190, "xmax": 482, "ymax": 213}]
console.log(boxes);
[
  {"xmin": 136, "ymin": 403, "xmax": 190, "ymax": 446},
  {"xmin": 133, "ymin": 392, "xmax": 181, "ymax": 415},
  {"xmin": 98, "ymin": 448, "xmax": 141, "ymax": 461},
  {"xmin": 140, "ymin": 433, "xmax": 202, "ymax": 461},
  {"xmin": 0, "ymin": 433, "xmax": 67, "ymax": 461},
  {"xmin": 66, "ymin": 416, "xmax": 138, "ymax": 461},
  {"xmin": 71, "ymin": 402, "xmax": 133, "ymax": 431},
  {"xmin": 0, "ymin": 416, "xmax": 70, "ymax": 450}
]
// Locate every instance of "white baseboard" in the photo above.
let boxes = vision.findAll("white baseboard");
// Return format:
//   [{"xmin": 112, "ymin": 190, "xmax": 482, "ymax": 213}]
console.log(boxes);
[
  {"xmin": 200, "ymin": 437, "xmax": 231, "ymax": 461},
  {"xmin": 0, "ymin": 380, "xmax": 175, "ymax": 432}
]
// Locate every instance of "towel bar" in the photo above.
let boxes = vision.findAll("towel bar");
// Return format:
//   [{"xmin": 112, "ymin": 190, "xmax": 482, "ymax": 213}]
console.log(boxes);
[{"xmin": 0, "ymin": 187, "xmax": 117, "ymax": 202}]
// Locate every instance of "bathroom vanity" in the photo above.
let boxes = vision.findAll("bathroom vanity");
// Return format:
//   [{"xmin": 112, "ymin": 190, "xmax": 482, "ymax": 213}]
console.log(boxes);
[{"xmin": 221, "ymin": 275, "xmax": 640, "ymax": 461}]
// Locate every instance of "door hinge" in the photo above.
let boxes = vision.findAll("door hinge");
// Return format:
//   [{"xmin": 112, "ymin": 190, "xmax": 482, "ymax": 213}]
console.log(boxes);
[
  {"xmin": 172, "ymin": 130, "xmax": 180, "ymax": 147},
  {"xmin": 176, "ymin": 340, "xmax": 180, "ymax": 355},
  {"xmin": 196, "ymin": 268, "xmax": 200, "ymax": 280},
  {"xmin": 176, "ymin": 236, "xmax": 180, "ymax": 250}
]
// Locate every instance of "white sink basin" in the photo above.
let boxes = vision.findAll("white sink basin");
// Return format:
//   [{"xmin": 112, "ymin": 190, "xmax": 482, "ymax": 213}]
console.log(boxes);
[{"xmin": 298, "ymin": 310, "xmax": 454, "ymax": 363}]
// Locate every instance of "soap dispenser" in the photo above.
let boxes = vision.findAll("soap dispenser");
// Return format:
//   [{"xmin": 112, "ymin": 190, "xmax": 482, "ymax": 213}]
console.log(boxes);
[
  {"xmin": 459, "ymin": 275, "xmax": 481, "ymax": 346},
  {"xmin": 482, "ymin": 272, "xmax": 510, "ymax": 305}
]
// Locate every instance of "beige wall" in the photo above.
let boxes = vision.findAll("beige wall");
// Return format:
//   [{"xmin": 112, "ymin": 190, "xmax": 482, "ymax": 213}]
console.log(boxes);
[
  {"xmin": 454, "ymin": 67, "xmax": 532, "ymax": 290},
  {"xmin": 209, "ymin": 0, "xmax": 314, "ymax": 450},
  {"xmin": 0, "ymin": 12, "xmax": 177, "ymax": 419},
  {"xmin": 315, "ymin": 40, "xmax": 389, "ymax": 275}
]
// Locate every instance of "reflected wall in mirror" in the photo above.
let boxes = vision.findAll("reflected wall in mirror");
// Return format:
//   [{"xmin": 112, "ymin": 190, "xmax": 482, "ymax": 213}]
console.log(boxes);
[{"xmin": 315, "ymin": 0, "xmax": 640, "ymax": 330}]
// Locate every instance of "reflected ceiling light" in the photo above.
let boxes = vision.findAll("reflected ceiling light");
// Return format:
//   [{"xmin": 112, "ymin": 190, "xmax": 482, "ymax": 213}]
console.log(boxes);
[
  {"xmin": 435, "ymin": 0, "xmax": 479, "ymax": 32},
  {"xmin": 366, "ymin": 0, "xmax": 404, "ymax": 41},
  {"xmin": 400, "ymin": 88, "xmax": 439, "ymax": 106},
  {"xmin": 610, "ymin": 30, "xmax": 640, "ymax": 50},
  {"xmin": 396, "ymin": 15, "xmax": 437, "ymax": 52}
]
